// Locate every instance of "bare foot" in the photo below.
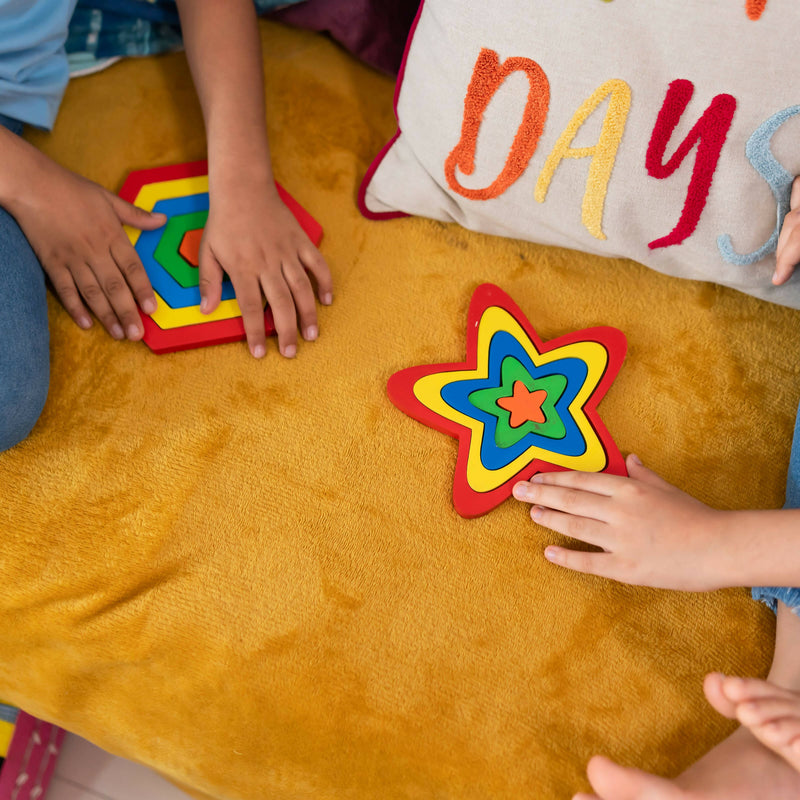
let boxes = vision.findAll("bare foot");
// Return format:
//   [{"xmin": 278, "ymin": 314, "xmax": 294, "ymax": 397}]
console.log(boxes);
[
  {"xmin": 704, "ymin": 673, "xmax": 800, "ymax": 772},
  {"xmin": 572, "ymin": 725, "xmax": 800, "ymax": 799}
]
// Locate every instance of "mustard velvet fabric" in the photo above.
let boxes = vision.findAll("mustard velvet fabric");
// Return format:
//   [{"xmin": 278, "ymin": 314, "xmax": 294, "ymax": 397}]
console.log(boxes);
[{"xmin": 0, "ymin": 21, "xmax": 797, "ymax": 800}]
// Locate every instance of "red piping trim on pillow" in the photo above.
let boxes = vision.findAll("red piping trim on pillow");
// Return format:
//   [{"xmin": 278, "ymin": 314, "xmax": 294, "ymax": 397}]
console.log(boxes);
[{"xmin": 357, "ymin": 0, "xmax": 428, "ymax": 220}]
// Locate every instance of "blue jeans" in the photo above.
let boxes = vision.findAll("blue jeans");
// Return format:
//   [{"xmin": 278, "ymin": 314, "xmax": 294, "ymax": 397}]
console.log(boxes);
[
  {"xmin": 752, "ymin": 403, "xmax": 800, "ymax": 616},
  {"xmin": 0, "ymin": 113, "xmax": 50, "ymax": 452}
]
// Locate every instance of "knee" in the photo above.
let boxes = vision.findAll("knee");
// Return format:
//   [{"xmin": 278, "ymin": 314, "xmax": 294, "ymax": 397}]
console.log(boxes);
[
  {"xmin": 0, "ymin": 206, "xmax": 50, "ymax": 452},
  {"xmin": 0, "ymin": 347, "xmax": 49, "ymax": 453}
]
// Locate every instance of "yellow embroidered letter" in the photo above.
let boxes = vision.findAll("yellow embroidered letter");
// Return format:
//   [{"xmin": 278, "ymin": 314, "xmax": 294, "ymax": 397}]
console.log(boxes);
[{"xmin": 534, "ymin": 79, "xmax": 631, "ymax": 240}]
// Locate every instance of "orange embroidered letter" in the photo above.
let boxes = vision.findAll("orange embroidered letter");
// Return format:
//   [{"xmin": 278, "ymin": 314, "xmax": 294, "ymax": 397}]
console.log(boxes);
[{"xmin": 445, "ymin": 48, "xmax": 550, "ymax": 201}]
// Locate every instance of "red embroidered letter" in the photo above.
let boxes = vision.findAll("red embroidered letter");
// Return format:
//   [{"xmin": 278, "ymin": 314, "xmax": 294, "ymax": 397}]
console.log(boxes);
[
  {"xmin": 445, "ymin": 48, "xmax": 550, "ymax": 201},
  {"xmin": 646, "ymin": 80, "xmax": 736, "ymax": 250}
]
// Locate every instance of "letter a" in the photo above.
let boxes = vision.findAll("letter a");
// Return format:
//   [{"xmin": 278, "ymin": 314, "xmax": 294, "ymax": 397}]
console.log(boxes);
[{"xmin": 534, "ymin": 80, "xmax": 631, "ymax": 241}]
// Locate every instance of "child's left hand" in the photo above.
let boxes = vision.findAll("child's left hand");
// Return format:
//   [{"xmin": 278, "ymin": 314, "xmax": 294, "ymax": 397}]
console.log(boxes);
[
  {"xmin": 513, "ymin": 453, "xmax": 732, "ymax": 591},
  {"xmin": 199, "ymin": 176, "xmax": 333, "ymax": 359},
  {"xmin": 774, "ymin": 175, "xmax": 800, "ymax": 286}
]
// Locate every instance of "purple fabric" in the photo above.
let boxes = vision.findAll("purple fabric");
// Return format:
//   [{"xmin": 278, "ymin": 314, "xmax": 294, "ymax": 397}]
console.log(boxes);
[{"xmin": 270, "ymin": 0, "xmax": 419, "ymax": 75}]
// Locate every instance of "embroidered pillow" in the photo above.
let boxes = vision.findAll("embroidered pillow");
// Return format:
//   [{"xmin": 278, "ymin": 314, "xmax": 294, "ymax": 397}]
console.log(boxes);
[{"xmin": 359, "ymin": 0, "xmax": 800, "ymax": 308}]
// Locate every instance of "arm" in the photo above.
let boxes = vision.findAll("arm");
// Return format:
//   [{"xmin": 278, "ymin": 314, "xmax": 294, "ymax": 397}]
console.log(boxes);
[
  {"xmin": 175, "ymin": 0, "xmax": 333, "ymax": 359},
  {"xmin": 513, "ymin": 453, "xmax": 800, "ymax": 591},
  {"xmin": 0, "ymin": 125, "xmax": 164, "ymax": 340}
]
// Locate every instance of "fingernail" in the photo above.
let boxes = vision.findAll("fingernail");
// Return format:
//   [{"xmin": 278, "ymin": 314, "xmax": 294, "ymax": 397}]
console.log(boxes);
[
  {"xmin": 630, "ymin": 453, "xmax": 643, "ymax": 465},
  {"xmin": 142, "ymin": 298, "xmax": 157, "ymax": 315},
  {"xmin": 531, "ymin": 505, "xmax": 544, "ymax": 521},
  {"xmin": 200, "ymin": 298, "xmax": 209, "ymax": 313},
  {"xmin": 512, "ymin": 482, "xmax": 530, "ymax": 500},
  {"xmin": 544, "ymin": 546, "xmax": 561, "ymax": 562},
  {"xmin": 127, "ymin": 324, "xmax": 141, "ymax": 340},
  {"xmin": 304, "ymin": 325, "xmax": 318, "ymax": 341},
  {"xmin": 111, "ymin": 324, "xmax": 124, "ymax": 340},
  {"xmin": 252, "ymin": 344, "xmax": 265, "ymax": 359},
  {"xmin": 531, "ymin": 474, "xmax": 544, "ymax": 483},
  {"xmin": 78, "ymin": 317, "xmax": 92, "ymax": 330},
  {"xmin": 282, "ymin": 344, "xmax": 297, "ymax": 359},
  {"xmin": 322, "ymin": 292, "xmax": 333, "ymax": 306},
  {"xmin": 772, "ymin": 270, "xmax": 781, "ymax": 285}
]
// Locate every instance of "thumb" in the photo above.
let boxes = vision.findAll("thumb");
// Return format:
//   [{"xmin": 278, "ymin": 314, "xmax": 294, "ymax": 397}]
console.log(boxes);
[
  {"xmin": 626, "ymin": 453, "xmax": 674, "ymax": 490},
  {"xmin": 110, "ymin": 194, "xmax": 167, "ymax": 230}
]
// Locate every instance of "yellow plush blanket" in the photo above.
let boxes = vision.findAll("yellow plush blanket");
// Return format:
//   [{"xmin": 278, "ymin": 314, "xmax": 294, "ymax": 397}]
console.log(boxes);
[{"xmin": 1, "ymin": 20, "xmax": 797, "ymax": 800}]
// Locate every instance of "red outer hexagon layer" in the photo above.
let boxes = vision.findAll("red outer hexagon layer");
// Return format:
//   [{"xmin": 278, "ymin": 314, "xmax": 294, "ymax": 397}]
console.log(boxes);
[{"xmin": 119, "ymin": 161, "xmax": 323, "ymax": 354}]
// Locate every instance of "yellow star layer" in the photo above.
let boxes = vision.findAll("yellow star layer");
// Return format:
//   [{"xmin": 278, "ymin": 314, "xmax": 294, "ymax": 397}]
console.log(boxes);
[{"xmin": 413, "ymin": 305, "xmax": 609, "ymax": 493}]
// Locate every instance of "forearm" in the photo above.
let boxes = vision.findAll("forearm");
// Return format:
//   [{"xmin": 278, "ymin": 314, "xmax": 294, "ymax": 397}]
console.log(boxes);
[
  {"xmin": 175, "ymin": 0, "xmax": 274, "ymax": 188},
  {"xmin": 0, "ymin": 126, "xmax": 55, "ymax": 214},
  {"xmin": 719, "ymin": 508, "xmax": 800, "ymax": 588}
]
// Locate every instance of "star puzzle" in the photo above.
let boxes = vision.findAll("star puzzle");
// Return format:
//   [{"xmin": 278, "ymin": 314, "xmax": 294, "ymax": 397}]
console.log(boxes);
[
  {"xmin": 387, "ymin": 284, "xmax": 627, "ymax": 517},
  {"xmin": 118, "ymin": 161, "xmax": 323, "ymax": 354}
]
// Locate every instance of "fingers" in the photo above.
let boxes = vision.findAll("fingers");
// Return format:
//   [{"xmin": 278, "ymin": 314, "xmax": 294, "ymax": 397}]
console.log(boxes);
[
  {"xmin": 262, "ymin": 270, "xmax": 298, "ymax": 358},
  {"xmin": 49, "ymin": 246, "xmax": 150, "ymax": 340},
  {"xmin": 67, "ymin": 260, "xmax": 131, "ymax": 340},
  {"xmin": 198, "ymin": 241, "xmax": 224, "ymax": 316},
  {"xmin": 282, "ymin": 259, "xmax": 319, "ymax": 342},
  {"xmin": 109, "ymin": 193, "xmax": 167, "ymax": 231},
  {"xmin": 515, "ymin": 468, "xmax": 625, "ymax": 498},
  {"xmin": 513, "ymin": 475, "xmax": 613, "ymax": 524},
  {"xmin": 299, "ymin": 243, "xmax": 334, "ymax": 306},
  {"xmin": 233, "ymin": 274, "xmax": 271, "ymax": 360},
  {"xmin": 109, "ymin": 236, "xmax": 156, "ymax": 316},
  {"xmin": 541, "ymin": 544, "xmax": 616, "ymax": 579},
  {"xmin": 47, "ymin": 263, "xmax": 93, "ymax": 331}
]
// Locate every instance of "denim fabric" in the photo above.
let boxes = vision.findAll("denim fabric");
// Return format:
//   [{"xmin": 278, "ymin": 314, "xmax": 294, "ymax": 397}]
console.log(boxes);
[
  {"xmin": 66, "ymin": 0, "xmax": 307, "ymax": 75},
  {"xmin": 0, "ymin": 117, "xmax": 50, "ymax": 452},
  {"xmin": 752, "ymin": 403, "xmax": 800, "ymax": 616}
]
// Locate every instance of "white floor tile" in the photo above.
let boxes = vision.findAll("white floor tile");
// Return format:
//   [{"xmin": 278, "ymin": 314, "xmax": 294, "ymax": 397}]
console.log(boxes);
[{"xmin": 51, "ymin": 734, "xmax": 194, "ymax": 800}]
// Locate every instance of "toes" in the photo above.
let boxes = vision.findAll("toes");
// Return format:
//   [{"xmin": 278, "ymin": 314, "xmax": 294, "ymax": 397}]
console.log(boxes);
[
  {"xmin": 586, "ymin": 755, "xmax": 685, "ymax": 800},
  {"xmin": 721, "ymin": 676, "xmax": 798, "ymax": 705},
  {"xmin": 740, "ymin": 709, "xmax": 800, "ymax": 771},
  {"xmin": 704, "ymin": 673, "xmax": 738, "ymax": 719}
]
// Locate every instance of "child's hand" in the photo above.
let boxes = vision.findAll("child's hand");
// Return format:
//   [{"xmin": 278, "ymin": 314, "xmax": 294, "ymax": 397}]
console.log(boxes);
[
  {"xmin": 775, "ymin": 175, "xmax": 800, "ymax": 285},
  {"xmin": 9, "ymin": 154, "xmax": 165, "ymax": 340},
  {"xmin": 513, "ymin": 454, "xmax": 732, "ymax": 591},
  {"xmin": 198, "ymin": 177, "xmax": 333, "ymax": 359}
]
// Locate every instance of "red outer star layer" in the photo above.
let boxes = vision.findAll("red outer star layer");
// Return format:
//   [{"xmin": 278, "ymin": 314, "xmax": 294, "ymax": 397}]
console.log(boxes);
[
  {"xmin": 387, "ymin": 283, "xmax": 628, "ymax": 517},
  {"xmin": 118, "ymin": 160, "xmax": 323, "ymax": 354}
]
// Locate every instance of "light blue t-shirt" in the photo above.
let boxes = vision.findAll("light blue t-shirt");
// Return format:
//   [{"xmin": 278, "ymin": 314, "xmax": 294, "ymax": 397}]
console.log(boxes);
[{"xmin": 0, "ymin": 0, "xmax": 79, "ymax": 129}]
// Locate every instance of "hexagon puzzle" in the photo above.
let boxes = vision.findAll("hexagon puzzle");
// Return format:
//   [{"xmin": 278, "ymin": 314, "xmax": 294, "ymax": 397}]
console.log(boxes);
[
  {"xmin": 387, "ymin": 284, "xmax": 628, "ymax": 517},
  {"xmin": 119, "ymin": 161, "xmax": 323, "ymax": 354}
]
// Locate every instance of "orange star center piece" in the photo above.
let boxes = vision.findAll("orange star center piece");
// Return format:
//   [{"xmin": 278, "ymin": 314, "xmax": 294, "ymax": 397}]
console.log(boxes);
[{"xmin": 496, "ymin": 381, "xmax": 548, "ymax": 428}]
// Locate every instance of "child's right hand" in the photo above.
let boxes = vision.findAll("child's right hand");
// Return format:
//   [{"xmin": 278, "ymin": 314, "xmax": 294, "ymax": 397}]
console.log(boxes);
[
  {"xmin": 7, "ymin": 148, "xmax": 165, "ymax": 340},
  {"xmin": 774, "ymin": 175, "xmax": 800, "ymax": 285}
]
